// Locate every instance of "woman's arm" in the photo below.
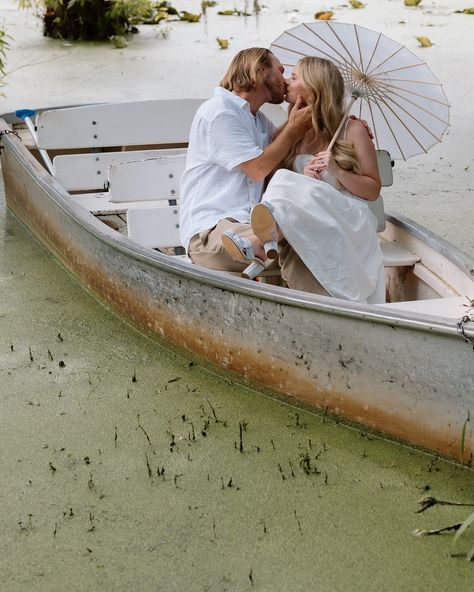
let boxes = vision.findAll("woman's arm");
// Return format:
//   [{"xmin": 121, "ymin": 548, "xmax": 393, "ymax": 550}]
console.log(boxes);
[{"xmin": 312, "ymin": 119, "xmax": 381, "ymax": 201}]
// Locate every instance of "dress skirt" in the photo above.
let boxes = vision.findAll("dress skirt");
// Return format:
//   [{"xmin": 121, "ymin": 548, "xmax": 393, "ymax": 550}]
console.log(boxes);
[{"xmin": 262, "ymin": 168, "xmax": 386, "ymax": 304}]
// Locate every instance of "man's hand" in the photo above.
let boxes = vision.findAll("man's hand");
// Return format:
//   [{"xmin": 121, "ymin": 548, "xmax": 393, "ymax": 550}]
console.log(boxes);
[{"xmin": 349, "ymin": 115, "xmax": 374, "ymax": 139}]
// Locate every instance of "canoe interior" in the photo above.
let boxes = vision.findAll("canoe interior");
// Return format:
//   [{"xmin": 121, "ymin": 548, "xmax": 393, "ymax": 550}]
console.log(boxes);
[{"xmin": 20, "ymin": 132, "xmax": 474, "ymax": 309}]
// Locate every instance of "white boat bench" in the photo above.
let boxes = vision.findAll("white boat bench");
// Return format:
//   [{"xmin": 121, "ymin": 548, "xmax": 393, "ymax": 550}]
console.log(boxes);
[
  {"xmin": 68, "ymin": 152, "xmax": 187, "ymax": 214},
  {"xmin": 27, "ymin": 99, "xmax": 203, "ymax": 211},
  {"xmin": 127, "ymin": 202, "xmax": 420, "ymax": 269},
  {"xmin": 54, "ymin": 148, "xmax": 186, "ymax": 192}
]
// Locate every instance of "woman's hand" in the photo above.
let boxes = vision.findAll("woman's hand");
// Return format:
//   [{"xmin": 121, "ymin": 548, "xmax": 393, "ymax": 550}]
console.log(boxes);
[
  {"xmin": 303, "ymin": 156, "xmax": 321, "ymax": 179},
  {"xmin": 313, "ymin": 150, "xmax": 339, "ymax": 176}
]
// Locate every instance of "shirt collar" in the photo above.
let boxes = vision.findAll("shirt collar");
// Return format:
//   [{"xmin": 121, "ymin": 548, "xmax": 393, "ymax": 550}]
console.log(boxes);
[{"xmin": 214, "ymin": 87, "xmax": 252, "ymax": 112}]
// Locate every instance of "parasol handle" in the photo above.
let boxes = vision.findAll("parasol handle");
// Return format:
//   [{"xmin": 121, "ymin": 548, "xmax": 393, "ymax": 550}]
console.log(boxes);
[{"xmin": 327, "ymin": 94, "xmax": 358, "ymax": 152}]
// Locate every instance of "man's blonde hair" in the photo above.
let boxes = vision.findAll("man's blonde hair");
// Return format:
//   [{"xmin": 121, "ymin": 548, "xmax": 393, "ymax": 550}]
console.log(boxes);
[{"xmin": 220, "ymin": 48, "xmax": 274, "ymax": 92}]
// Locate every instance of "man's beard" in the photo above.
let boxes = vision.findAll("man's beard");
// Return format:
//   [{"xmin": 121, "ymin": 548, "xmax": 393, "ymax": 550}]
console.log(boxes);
[{"xmin": 264, "ymin": 76, "xmax": 285, "ymax": 104}]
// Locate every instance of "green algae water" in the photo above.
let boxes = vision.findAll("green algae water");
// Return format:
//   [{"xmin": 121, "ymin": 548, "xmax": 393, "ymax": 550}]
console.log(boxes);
[{"xmin": 0, "ymin": 186, "xmax": 473, "ymax": 591}]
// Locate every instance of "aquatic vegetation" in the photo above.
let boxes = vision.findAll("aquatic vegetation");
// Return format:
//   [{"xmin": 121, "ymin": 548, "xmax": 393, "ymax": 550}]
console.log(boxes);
[
  {"xmin": 217, "ymin": 9, "xmax": 251, "ymax": 16},
  {"xmin": 349, "ymin": 0, "xmax": 365, "ymax": 8},
  {"xmin": 314, "ymin": 10, "xmax": 334, "ymax": 20},
  {"xmin": 17, "ymin": 0, "xmax": 180, "ymax": 41},
  {"xmin": 0, "ymin": 29, "xmax": 9, "ymax": 96},
  {"xmin": 416, "ymin": 36, "xmax": 433, "ymax": 47},
  {"xmin": 216, "ymin": 37, "xmax": 229, "ymax": 49},
  {"xmin": 180, "ymin": 11, "xmax": 201, "ymax": 22},
  {"xmin": 404, "ymin": 0, "xmax": 422, "ymax": 6},
  {"xmin": 454, "ymin": 7, "xmax": 474, "ymax": 14},
  {"xmin": 413, "ymin": 496, "xmax": 474, "ymax": 561},
  {"xmin": 452, "ymin": 511, "xmax": 474, "ymax": 561}
]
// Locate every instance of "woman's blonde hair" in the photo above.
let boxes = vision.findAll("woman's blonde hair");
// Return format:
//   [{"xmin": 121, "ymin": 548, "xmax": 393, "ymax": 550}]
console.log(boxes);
[
  {"xmin": 282, "ymin": 57, "xmax": 359, "ymax": 173},
  {"xmin": 220, "ymin": 48, "xmax": 274, "ymax": 93}
]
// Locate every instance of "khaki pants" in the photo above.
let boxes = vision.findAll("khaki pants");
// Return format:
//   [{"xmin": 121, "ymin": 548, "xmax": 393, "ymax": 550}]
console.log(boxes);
[{"xmin": 188, "ymin": 219, "xmax": 328, "ymax": 296}]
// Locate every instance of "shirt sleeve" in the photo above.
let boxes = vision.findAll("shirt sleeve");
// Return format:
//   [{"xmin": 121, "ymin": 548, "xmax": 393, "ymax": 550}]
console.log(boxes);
[{"xmin": 207, "ymin": 112, "xmax": 263, "ymax": 171}]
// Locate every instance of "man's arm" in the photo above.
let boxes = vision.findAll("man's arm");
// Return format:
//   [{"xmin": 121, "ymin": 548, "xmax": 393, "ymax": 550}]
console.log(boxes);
[{"xmin": 240, "ymin": 96, "xmax": 312, "ymax": 182}]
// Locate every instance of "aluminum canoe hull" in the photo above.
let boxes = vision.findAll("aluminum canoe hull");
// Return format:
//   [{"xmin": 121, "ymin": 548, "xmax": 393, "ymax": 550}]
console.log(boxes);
[{"xmin": 1, "ymin": 124, "xmax": 473, "ymax": 466}]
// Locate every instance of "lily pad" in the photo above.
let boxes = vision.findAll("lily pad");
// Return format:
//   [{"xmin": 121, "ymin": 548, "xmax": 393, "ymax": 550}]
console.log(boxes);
[
  {"xmin": 315, "ymin": 11, "xmax": 334, "ymax": 20},
  {"xmin": 180, "ymin": 11, "xmax": 202, "ymax": 22},
  {"xmin": 217, "ymin": 37, "xmax": 229, "ymax": 49},
  {"xmin": 404, "ymin": 0, "xmax": 422, "ymax": 6},
  {"xmin": 110, "ymin": 35, "xmax": 128, "ymax": 49},
  {"xmin": 349, "ymin": 1, "xmax": 365, "ymax": 8},
  {"xmin": 416, "ymin": 36, "xmax": 433, "ymax": 47}
]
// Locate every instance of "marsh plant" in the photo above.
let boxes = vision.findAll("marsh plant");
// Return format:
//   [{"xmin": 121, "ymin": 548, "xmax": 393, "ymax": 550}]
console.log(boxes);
[
  {"xmin": 0, "ymin": 29, "xmax": 9, "ymax": 95},
  {"xmin": 18, "ymin": 0, "xmax": 174, "ymax": 40}
]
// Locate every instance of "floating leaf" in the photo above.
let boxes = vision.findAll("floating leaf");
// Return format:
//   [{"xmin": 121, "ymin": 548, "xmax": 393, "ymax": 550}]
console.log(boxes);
[
  {"xmin": 180, "ymin": 11, "xmax": 201, "ymax": 22},
  {"xmin": 416, "ymin": 36, "xmax": 433, "ymax": 47},
  {"xmin": 404, "ymin": 0, "xmax": 422, "ymax": 5},
  {"xmin": 217, "ymin": 37, "xmax": 229, "ymax": 49},
  {"xmin": 218, "ymin": 10, "xmax": 240, "ymax": 16},
  {"xmin": 454, "ymin": 7, "xmax": 474, "ymax": 13},
  {"xmin": 109, "ymin": 35, "xmax": 128, "ymax": 49},
  {"xmin": 315, "ymin": 11, "xmax": 334, "ymax": 20},
  {"xmin": 350, "ymin": 0, "xmax": 365, "ymax": 8}
]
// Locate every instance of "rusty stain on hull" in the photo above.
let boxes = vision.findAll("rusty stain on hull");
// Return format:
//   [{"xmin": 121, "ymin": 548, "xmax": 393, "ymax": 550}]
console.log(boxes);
[{"xmin": 1, "ymin": 138, "xmax": 473, "ymax": 467}]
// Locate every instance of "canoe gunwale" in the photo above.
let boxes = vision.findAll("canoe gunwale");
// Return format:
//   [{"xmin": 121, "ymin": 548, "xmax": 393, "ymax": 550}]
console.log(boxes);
[{"xmin": 1, "ymin": 116, "xmax": 473, "ymax": 340}]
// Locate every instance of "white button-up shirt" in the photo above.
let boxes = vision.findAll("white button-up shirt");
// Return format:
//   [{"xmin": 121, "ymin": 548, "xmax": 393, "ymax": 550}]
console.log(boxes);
[{"xmin": 180, "ymin": 87, "xmax": 276, "ymax": 251}]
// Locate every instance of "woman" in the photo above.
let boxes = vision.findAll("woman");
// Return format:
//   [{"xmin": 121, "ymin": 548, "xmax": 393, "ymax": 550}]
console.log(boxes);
[{"xmin": 221, "ymin": 57, "xmax": 386, "ymax": 304}]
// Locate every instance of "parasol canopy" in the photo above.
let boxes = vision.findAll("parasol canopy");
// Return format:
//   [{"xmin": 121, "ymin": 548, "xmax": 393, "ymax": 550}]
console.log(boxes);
[{"xmin": 270, "ymin": 21, "xmax": 450, "ymax": 160}]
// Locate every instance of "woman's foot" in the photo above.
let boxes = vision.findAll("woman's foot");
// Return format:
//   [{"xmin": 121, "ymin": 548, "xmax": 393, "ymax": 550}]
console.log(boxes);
[
  {"xmin": 250, "ymin": 202, "xmax": 282, "ymax": 260},
  {"xmin": 221, "ymin": 230, "xmax": 266, "ymax": 279}
]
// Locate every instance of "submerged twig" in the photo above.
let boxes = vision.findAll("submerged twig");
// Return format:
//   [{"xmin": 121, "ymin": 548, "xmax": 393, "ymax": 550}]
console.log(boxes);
[
  {"xmin": 416, "ymin": 496, "xmax": 474, "ymax": 513},
  {"xmin": 137, "ymin": 414, "xmax": 152, "ymax": 446},
  {"xmin": 412, "ymin": 523, "xmax": 462, "ymax": 537}
]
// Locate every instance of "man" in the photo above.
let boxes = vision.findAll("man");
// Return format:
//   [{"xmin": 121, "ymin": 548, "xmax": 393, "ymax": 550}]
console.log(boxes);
[{"xmin": 179, "ymin": 48, "xmax": 312, "ymax": 272}]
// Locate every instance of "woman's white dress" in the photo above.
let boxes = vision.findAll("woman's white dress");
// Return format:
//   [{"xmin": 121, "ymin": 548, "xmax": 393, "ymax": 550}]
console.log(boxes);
[{"xmin": 261, "ymin": 155, "xmax": 386, "ymax": 303}]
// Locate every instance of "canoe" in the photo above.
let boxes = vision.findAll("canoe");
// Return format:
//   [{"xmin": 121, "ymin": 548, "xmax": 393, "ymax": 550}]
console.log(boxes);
[{"xmin": 1, "ymin": 100, "xmax": 473, "ymax": 466}]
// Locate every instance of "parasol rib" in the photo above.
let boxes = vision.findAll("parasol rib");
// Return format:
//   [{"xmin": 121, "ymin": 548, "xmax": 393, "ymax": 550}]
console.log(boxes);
[
  {"xmin": 365, "ymin": 89, "xmax": 431, "ymax": 153},
  {"xmin": 364, "ymin": 32, "xmax": 383, "ymax": 75},
  {"xmin": 370, "ymin": 79, "xmax": 450, "ymax": 109},
  {"xmin": 325, "ymin": 22, "xmax": 360, "ymax": 71},
  {"xmin": 365, "ymin": 98, "xmax": 380, "ymax": 151},
  {"xmin": 376, "ymin": 88, "xmax": 449, "ymax": 126},
  {"xmin": 371, "ymin": 91, "xmax": 444, "ymax": 142},
  {"xmin": 294, "ymin": 26, "xmax": 350, "ymax": 68},
  {"xmin": 271, "ymin": 35, "xmax": 348, "ymax": 73},
  {"xmin": 375, "ymin": 77, "xmax": 444, "ymax": 87},
  {"xmin": 354, "ymin": 24, "xmax": 365, "ymax": 73},
  {"xmin": 364, "ymin": 94, "xmax": 407, "ymax": 159},
  {"xmin": 366, "ymin": 45, "xmax": 405, "ymax": 78},
  {"xmin": 373, "ymin": 62, "xmax": 428, "ymax": 77}
]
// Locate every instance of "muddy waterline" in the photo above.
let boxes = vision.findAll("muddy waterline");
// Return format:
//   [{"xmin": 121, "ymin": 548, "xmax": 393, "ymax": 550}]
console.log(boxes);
[{"xmin": 1, "ymin": 184, "xmax": 473, "ymax": 590}]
